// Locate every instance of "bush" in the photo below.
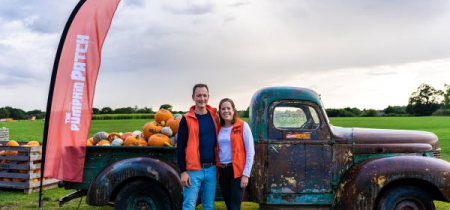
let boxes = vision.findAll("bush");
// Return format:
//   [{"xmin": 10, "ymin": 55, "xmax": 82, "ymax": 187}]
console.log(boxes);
[{"xmin": 432, "ymin": 109, "xmax": 450, "ymax": 116}]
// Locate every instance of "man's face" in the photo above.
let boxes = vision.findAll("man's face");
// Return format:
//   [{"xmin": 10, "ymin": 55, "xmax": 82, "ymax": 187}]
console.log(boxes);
[{"xmin": 192, "ymin": 87, "xmax": 209, "ymax": 109}]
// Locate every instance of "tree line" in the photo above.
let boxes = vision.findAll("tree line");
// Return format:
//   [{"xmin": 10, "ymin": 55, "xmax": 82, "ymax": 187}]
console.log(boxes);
[{"xmin": 1, "ymin": 84, "xmax": 449, "ymax": 120}]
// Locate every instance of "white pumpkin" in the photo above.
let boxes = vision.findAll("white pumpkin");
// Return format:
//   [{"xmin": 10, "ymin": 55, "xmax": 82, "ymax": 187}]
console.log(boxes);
[{"xmin": 161, "ymin": 127, "xmax": 173, "ymax": 137}]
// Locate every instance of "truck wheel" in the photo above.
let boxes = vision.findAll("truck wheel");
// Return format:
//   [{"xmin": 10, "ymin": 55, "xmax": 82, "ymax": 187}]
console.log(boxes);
[
  {"xmin": 114, "ymin": 180, "xmax": 171, "ymax": 210},
  {"xmin": 376, "ymin": 186, "xmax": 435, "ymax": 210}
]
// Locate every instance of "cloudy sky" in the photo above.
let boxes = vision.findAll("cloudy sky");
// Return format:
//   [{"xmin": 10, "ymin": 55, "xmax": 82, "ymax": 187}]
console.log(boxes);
[{"xmin": 1, "ymin": 0, "xmax": 449, "ymax": 111}]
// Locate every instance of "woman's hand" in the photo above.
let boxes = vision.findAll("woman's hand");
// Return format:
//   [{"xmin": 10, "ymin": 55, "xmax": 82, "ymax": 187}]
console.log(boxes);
[{"xmin": 240, "ymin": 176, "xmax": 249, "ymax": 188}]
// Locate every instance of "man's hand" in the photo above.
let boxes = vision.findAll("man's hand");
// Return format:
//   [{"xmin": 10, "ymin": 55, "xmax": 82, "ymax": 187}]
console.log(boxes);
[
  {"xmin": 181, "ymin": 172, "xmax": 191, "ymax": 188},
  {"xmin": 240, "ymin": 176, "xmax": 249, "ymax": 188}
]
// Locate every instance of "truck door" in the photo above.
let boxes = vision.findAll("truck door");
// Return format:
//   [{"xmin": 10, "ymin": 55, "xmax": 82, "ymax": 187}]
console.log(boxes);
[{"xmin": 266, "ymin": 100, "xmax": 332, "ymax": 204}]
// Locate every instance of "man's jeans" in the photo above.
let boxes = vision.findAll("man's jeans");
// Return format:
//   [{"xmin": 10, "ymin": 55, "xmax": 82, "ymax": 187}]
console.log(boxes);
[{"xmin": 183, "ymin": 165, "xmax": 216, "ymax": 210}]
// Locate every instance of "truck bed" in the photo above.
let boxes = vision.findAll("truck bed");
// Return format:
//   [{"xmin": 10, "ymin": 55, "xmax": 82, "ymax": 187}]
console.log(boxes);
[{"xmin": 64, "ymin": 146, "xmax": 177, "ymax": 190}]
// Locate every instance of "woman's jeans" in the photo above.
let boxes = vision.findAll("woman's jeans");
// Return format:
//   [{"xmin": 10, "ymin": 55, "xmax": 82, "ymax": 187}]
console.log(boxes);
[
  {"xmin": 218, "ymin": 166, "xmax": 245, "ymax": 210},
  {"xmin": 183, "ymin": 165, "xmax": 217, "ymax": 210}
]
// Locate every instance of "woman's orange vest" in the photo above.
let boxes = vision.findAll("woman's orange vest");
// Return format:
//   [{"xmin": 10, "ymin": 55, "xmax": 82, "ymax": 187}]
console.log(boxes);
[
  {"xmin": 184, "ymin": 105, "xmax": 220, "ymax": 171},
  {"xmin": 216, "ymin": 119, "xmax": 247, "ymax": 178}
]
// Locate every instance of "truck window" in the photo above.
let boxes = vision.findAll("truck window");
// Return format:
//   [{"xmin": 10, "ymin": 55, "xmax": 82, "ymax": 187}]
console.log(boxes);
[{"xmin": 273, "ymin": 105, "xmax": 320, "ymax": 130}]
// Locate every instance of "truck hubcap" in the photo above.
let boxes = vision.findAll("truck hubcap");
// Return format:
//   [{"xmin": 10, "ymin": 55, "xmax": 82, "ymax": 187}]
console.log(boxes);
[
  {"xmin": 395, "ymin": 200, "xmax": 423, "ymax": 210},
  {"xmin": 127, "ymin": 194, "xmax": 157, "ymax": 210}
]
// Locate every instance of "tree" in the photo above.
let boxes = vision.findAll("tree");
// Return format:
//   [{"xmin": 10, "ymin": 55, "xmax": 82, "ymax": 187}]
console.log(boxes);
[
  {"xmin": 159, "ymin": 104, "xmax": 173, "ymax": 112},
  {"xmin": 114, "ymin": 107, "xmax": 135, "ymax": 114},
  {"xmin": 137, "ymin": 106, "xmax": 153, "ymax": 114},
  {"xmin": 444, "ymin": 84, "xmax": 450, "ymax": 109},
  {"xmin": 92, "ymin": 108, "xmax": 100, "ymax": 114},
  {"xmin": 384, "ymin": 105, "xmax": 407, "ymax": 115},
  {"xmin": 239, "ymin": 107, "xmax": 250, "ymax": 118},
  {"xmin": 406, "ymin": 84, "xmax": 443, "ymax": 116},
  {"xmin": 100, "ymin": 107, "xmax": 113, "ymax": 114},
  {"xmin": 26, "ymin": 109, "xmax": 46, "ymax": 119},
  {"xmin": 0, "ymin": 107, "xmax": 10, "ymax": 118},
  {"xmin": 362, "ymin": 109, "xmax": 378, "ymax": 117}
]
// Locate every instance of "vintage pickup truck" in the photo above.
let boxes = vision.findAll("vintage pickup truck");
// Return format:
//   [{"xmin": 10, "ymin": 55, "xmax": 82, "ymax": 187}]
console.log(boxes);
[{"xmin": 59, "ymin": 87, "xmax": 450, "ymax": 210}]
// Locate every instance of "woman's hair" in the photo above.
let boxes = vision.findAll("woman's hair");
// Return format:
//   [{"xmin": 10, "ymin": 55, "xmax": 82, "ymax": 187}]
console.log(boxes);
[{"xmin": 218, "ymin": 98, "xmax": 240, "ymax": 126}]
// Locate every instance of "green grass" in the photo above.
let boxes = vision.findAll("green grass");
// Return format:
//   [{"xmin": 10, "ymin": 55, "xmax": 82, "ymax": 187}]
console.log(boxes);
[{"xmin": 1, "ymin": 117, "xmax": 450, "ymax": 209}]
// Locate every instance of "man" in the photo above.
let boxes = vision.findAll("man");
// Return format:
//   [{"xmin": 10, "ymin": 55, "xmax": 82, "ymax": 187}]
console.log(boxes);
[{"xmin": 177, "ymin": 84, "xmax": 219, "ymax": 210}]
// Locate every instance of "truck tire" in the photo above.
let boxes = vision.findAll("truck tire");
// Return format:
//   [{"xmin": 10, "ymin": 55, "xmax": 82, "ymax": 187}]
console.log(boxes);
[
  {"xmin": 376, "ymin": 185, "xmax": 435, "ymax": 210},
  {"xmin": 114, "ymin": 180, "xmax": 172, "ymax": 210}
]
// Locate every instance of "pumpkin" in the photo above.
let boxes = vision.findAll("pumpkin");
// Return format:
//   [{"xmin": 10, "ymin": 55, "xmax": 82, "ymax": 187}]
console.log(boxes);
[
  {"xmin": 108, "ymin": 132, "xmax": 121, "ymax": 141},
  {"xmin": 33, "ymin": 178, "xmax": 39, "ymax": 183},
  {"xmin": 3, "ymin": 178, "xmax": 11, "ymax": 182},
  {"xmin": 120, "ymin": 132, "xmax": 132, "ymax": 141},
  {"xmin": 170, "ymin": 136, "xmax": 177, "ymax": 146},
  {"xmin": 138, "ymin": 138, "xmax": 148, "ymax": 146},
  {"xmin": 155, "ymin": 109, "xmax": 173, "ymax": 126},
  {"xmin": 27, "ymin": 141, "xmax": 41, "ymax": 147},
  {"xmin": 123, "ymin": 136, "xmax": 139, "ymax": 146},
  {"xmin": 132, "ymin": 130, "xmax": 142, "ymax": 137},
  {"xmin": 166, "ymin": 117, "xmax": 181, "ymax": 135},
  {"xmin": 0, "ymin": 150, "xmax": 5, "ymax": 155},
  {"xmin": 143, "ymin": 121, "xmax": 162, "ymax": 139},
  {"xmin": 87, "ymin": 138, "xmax": 94, "ymax": 146},
  {"xmin": 97, "ymin": 140, "xmax": 111, "ymax": 146},
  {"xmin": 93, "ymin": 131, "xmax": 109, "ymax": 144},
  {"xmin": 6, "ymin": 140, "xmax": 19, "ymax": 147},
  {"xmin": 161, "ymin": 127, "xmax": 173, "ymax": 137},
  {"xmin": 148, "ymin": 134, "xmax": 171, "ymax": 147},
  {"xmin": 111, "ymin": 138, "xmax": 124, "ymax": 146}
]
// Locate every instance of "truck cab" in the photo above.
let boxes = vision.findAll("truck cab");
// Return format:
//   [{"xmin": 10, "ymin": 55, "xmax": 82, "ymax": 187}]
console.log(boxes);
[{"xmin": 249, "ymin": 87, "xmax": 449, "ymax": 210}]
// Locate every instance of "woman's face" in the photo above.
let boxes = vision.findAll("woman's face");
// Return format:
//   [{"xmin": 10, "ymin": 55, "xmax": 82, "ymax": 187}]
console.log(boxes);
[{"xmin": 220, "ymin": 101, "xmax": 234, "ymax": 123}]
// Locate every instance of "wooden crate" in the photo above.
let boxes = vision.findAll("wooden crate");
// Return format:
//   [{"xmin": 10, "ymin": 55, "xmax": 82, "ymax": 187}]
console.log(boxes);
[
  {"xmin": 0, "ymin": 128, "xmax": 8, "ymax": 141},
  {"xmin": 0, "ymin": 141, "xmax": 59, "ymax": 193}
]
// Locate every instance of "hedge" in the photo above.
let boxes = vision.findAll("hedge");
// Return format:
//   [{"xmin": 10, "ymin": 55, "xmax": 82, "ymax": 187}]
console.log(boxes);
[{"xmin": 92, "ymin": 114, "xmax": 154, "ymax": 120}]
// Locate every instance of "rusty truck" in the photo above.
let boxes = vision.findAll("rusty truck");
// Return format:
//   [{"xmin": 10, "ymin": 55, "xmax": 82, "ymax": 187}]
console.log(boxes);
[{"xmin": 59, "ymin": 87, "xmax": 450, "ymax": 210}]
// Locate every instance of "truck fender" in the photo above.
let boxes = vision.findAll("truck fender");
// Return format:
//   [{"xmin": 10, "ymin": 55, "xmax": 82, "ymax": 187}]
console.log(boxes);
[
  {"xmin": 333, "ymin": 156, "xmax": 450, "ymax": 210},
  {"xmin": 86, "ymin": 157, "xmax": 182, "ymax": 208}
]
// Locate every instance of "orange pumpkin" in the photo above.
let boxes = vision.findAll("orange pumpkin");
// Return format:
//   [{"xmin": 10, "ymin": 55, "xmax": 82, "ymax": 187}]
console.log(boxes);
[
  {"xmin": 97, "ymin": 140, "xmax": 111, "ymax": 146},
  {"xmin": 166, "ymin": 117, "xmax": 181, "ymax": 135},
  {"xmin": 6, "ymin": 140, "xmax": 19, "ymax": 147},
  {"xmin": 27, "ymin": 141, "xmax": 40, "ymax": 147},
  {"xmin": 155, "ymin": 109, "xmax": 173, "ymax": 126},
  {"xmin": 108, "ymin": 132, "xmax": 121, "ymax": 141},
  {"xmin": 142, "ymin": 121, "xmax": 163, "ymax": 139},
  {"xmin": 123, "ymin": 136, "xmax": 139, "ymax": 146},
  {"xmin": 3, "ymin": 178, "xmax": 11, "ymax": 182},
  {"xmin": 148, "ymin": 134, "xmax": 171, "ymax": 147},
  {"xmin": 138, "ymin": 137, "xmax": 148, "ymax": 146},
  {"xmin": 87, "ymin": 138, "xmax": 94, "ymax": 146},
  {"xmin": 121, "ymin": 132, "xmax": 133, "ymax": 141}
]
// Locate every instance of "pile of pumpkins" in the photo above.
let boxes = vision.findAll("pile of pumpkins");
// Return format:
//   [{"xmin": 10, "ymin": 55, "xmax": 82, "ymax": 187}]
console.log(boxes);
[
  {"xmin": 87, "ymin": 109, "xmax": 181, "ymax": 147},
  {"xmin": 0, "ymin": 140, "xmax": 45, "ymax": 183}
]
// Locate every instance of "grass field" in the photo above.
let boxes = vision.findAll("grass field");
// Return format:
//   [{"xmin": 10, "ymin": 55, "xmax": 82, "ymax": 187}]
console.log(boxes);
[{"xmin": 1, "ymin": 117, "xmax": 450, "ymax": 209}]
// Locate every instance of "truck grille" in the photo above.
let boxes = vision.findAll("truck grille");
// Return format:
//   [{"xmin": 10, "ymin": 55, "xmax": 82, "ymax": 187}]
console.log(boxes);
[{"xmin": 433, "ymin": 149, "xmax": 441, "ymax": 159}]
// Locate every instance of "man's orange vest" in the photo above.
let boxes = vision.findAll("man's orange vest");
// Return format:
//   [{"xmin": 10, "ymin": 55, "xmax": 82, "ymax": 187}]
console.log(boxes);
[
  {"xmin": 216, "ymin": 119, "xmax": 247, "ymax": 178},
  {"xmin": 184, "ymin": 105, "xmax": 220, "ymax": 171}
]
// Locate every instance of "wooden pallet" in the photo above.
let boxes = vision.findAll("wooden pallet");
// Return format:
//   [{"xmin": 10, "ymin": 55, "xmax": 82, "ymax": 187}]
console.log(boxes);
[
  {"xmin": 0, "ymin": 141, "xmax": 59, "ymax": 193},
  {"xmin": 0, "ymin": 128, "xmax": 8, "ymax": 141}
]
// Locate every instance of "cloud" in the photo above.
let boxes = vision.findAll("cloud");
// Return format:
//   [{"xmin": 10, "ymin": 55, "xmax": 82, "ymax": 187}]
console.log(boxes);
[
  {"xmin": 163, "ymin": 2, "xmax": 215, "ymax": 15},
  {"xmin": 1, "ymin": 0, "xmax": 450, "ymax": 111}
]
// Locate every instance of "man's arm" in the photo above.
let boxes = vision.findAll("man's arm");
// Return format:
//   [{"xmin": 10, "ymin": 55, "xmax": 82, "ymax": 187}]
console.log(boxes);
[{"xmin": 176, "ymin": 116, "xmax": 188, "ymax": 173}]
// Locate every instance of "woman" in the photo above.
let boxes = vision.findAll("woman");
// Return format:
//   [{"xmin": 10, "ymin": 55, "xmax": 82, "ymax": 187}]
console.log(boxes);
[{"xmin": 216, "ymin": 98, "xmax": 255, "ymax": 210}]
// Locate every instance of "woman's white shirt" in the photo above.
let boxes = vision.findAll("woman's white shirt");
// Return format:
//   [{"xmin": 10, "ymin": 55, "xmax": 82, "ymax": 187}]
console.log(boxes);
[{"xmin": 218, "ymin": 122, "xmax": 255, "ymax": 177}]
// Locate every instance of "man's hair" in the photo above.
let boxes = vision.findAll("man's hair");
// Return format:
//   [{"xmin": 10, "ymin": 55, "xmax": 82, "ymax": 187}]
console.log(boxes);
[
  {"xmin": 192, "ymin": 84, "xmax": 209, "ymax": 96},
  {"xmin": 218, "ymin": 98, "xmax": 240, "ymax": 126}
]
